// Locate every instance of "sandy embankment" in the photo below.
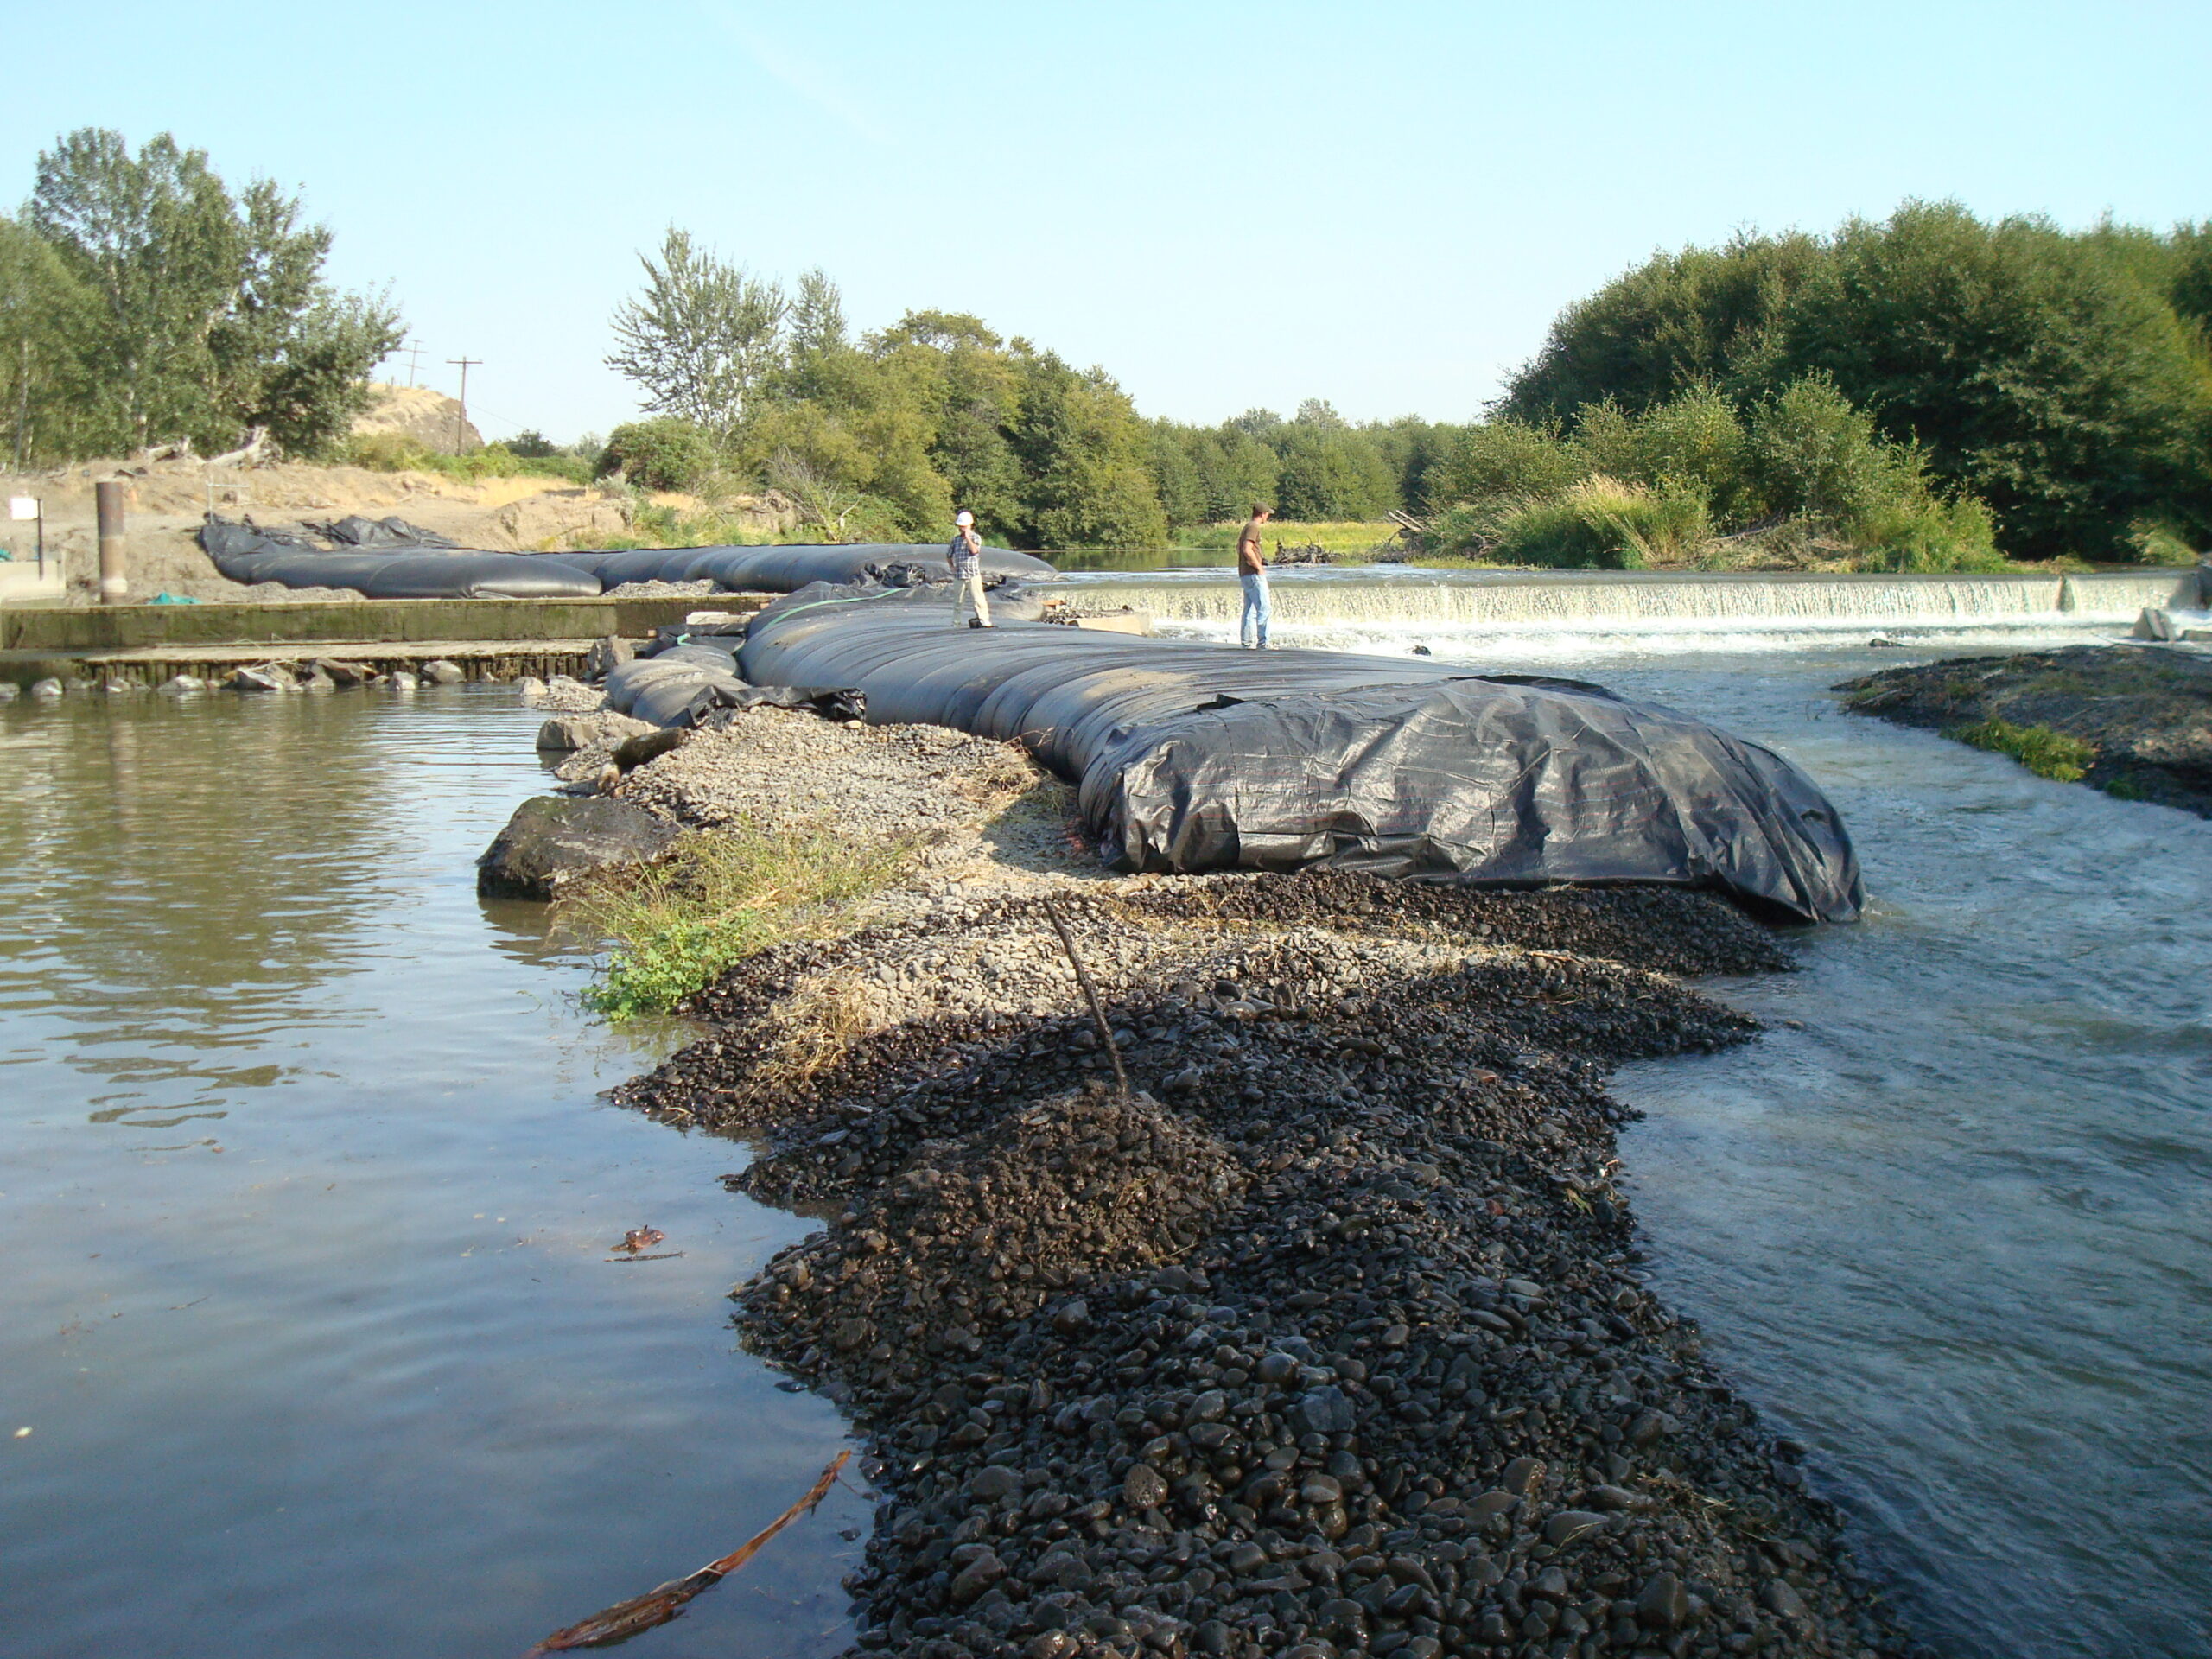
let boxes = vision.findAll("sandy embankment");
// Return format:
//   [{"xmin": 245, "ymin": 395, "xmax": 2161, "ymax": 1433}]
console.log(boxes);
[
  {"xmin": 537, "ymin": 691, "xmax": 1915, "ymax": 1659},
  {"xmin": 0, "ymin": 459, "xmax": 674, "ymax": 604},
  {"xmin": 2, "ymin": 381, "xmax": 794, "ymax": 604}
]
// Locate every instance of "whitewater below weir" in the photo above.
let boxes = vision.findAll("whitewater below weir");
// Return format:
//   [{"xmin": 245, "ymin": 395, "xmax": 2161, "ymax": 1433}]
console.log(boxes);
[{"xmin": 1, "ymin": 614, "xmax": 2206, "ymax": 1658}]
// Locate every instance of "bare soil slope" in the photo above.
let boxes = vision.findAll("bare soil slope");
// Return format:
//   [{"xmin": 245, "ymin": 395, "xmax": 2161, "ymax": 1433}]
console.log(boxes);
[{"xmin": 0, "ymin": 457, "xmax": 778, "ymax": 604}]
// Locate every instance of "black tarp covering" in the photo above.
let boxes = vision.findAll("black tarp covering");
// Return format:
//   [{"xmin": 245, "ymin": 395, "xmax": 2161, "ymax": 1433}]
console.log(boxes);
[
  {"xmin": 312, "ymin": 515, "xmax": 460, "ymax": 549},
  {"xmin": 736, "ymin": 582, "xmax": 1864, "ymax": 922},
  {"xmin": 605, "ymin": 643, "xmax": 748, "ymax": 727},
  {"xmin": 199, "ymin": 519, "xmax": 601, "ymax": 599}
]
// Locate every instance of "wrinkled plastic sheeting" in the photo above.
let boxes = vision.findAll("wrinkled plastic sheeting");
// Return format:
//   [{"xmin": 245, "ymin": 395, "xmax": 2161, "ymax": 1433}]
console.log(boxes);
[
  {"xmin": 605, "ymin": 644, "xmax": 747, "ymax": 727},
  {"xmin": 314, "ymin": 515, "xmax": 459, "ymax": 549},
  {"xmin": 738, "ymin": 583, "xmax": 1865, "ymax": 923},
  {"xmin": 544, "ymin": 542, "xmax": 1054, "ymax": 592},
  {"xmin": 198, "ymin": 519, "xmax": 601, "ymax": 599}
]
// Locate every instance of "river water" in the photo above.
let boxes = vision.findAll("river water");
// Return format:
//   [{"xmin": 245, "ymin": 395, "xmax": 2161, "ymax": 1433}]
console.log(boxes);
[
  {"xmin": 3, "ymin": 626, "xmax": 2207, "ymax": 1658},
  {"xmin": 1579, "ymin": 646, "xmax": 2212, "ymax": 1659},
  {"xmin": 0, "ymin": 687, "xmax": 870, "ymax": 1659}
]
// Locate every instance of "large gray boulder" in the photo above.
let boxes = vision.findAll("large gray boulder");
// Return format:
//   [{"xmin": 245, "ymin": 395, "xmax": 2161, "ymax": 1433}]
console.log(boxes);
[
  {"xmin": 535, "ymin": 711, "xmax": 654, "ymax": 752},
  {"xmin": 475, "ymin": 795, "xmax": 681, "ymax": 900}
]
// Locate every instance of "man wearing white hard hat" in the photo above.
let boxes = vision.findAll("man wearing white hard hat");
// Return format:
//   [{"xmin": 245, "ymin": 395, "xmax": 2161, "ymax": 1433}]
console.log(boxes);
[{"xmin": 949, "ymin": 509, "xmax": 992, "ymax": 629}]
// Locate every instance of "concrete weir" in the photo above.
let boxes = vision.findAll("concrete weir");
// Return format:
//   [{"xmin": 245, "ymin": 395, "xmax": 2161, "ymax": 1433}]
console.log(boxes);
[
  {"xmin": 0, "ymin": 594, "xmax": 770, "ymax": 687},
  {"xmin": 1053, "ymin": 565, "xmax": 2210, "ymax": 643}
]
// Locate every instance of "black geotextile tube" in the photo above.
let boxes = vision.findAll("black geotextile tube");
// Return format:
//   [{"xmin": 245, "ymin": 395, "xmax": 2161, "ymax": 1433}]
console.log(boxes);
[
  {"xmin": 737, "ymin": 582, "xmax": 1866, "ymax": 923},
  {"xmin": 543, "ymin": 542, "xmax": 1055, "ymax": 590},
  {"xmin": 603, "ymin": 641, "xmax": 865, "ymax": 727},
  {"xmin": 198, "ymin": 521, "xmax": 1056, "ymax": 599},
  {"xmin": 198, "ymin": 520, "xmax": 601, "ymax": 599}
]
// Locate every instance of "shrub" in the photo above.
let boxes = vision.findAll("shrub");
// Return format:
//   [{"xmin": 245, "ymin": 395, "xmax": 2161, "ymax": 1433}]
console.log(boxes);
[
  {"xmin": 340, "ymin": 432, "xmax": 591, "ymax": 483},
  {"xmin": 1608, "ymin": 385, "xmax": 1751, "ymax": 515},
  {"xmin": 341, "ymin": 431, "xmax": 430, "ymax": 472},
  {"xmin": 2130, "ymin": 520, "xmax": 2200, "ymax": 563},
  {"xmin": 1947, "ymin": 718, "xmax": 2095, "ymax": 782},
  {"xmin": 1852, "ymin": 495, "xmax": 2006, "ymax": 573},
  {"xmin": 597, "ymin": 416, "xmax": 719, "ymax": 492},
  {"xmin": 1422, "ymin": 419, "xmax": 1585, "ymax": 511},
  {"xmin": 1746, "ymin": 374, "xmax": 1899, "ymax": 524},
  {"xmin": 1485, "ymin": 475, "xmax": 1712, "ymax": 569}
]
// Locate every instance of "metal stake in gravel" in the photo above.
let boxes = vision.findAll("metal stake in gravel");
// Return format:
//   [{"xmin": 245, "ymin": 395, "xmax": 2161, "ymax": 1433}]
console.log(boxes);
[{"xmin": 1042, "ymin": 898, "xmax": 1128, "ymax": 1101}]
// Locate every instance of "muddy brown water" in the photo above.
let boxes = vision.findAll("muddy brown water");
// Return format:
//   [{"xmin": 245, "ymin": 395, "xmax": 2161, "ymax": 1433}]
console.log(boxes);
[{"xmin": 0, "ymin": 686, "xmax": 868, "ymax": 1659}]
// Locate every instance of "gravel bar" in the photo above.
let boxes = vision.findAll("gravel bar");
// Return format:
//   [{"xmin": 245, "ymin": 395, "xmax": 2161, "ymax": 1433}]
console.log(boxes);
[{"xmin": 558, "ymin": 689, "xmax": 1910, "ymax": 1659}]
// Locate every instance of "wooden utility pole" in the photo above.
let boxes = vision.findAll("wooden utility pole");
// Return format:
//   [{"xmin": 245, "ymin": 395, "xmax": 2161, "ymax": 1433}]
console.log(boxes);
[
  {"xmin": 96, "ymin": 480, "xmax": 128, "ymax": 605},
  {"xmin": 403, "ymin": 338, "xmax": 427, "ymax": 386},
  {"xmin": 445, "ymin": 357, "xmax": 481, "ymax": 453}
]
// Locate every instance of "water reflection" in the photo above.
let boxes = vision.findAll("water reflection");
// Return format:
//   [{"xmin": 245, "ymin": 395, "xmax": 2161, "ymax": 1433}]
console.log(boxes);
[{"xmin": 0, "ymin": 686, "xmax": 863, "ymax": 1659}]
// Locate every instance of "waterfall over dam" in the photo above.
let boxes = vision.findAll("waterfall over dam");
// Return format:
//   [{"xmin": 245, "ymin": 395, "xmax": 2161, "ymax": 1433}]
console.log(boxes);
[{"xmin": 1048, "ymin": 565, "xmax": 2206, "ymax": 651}]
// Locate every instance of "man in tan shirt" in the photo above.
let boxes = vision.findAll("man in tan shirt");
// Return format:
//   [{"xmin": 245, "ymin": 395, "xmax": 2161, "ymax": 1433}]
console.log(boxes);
[{"xmin": 1237, "ymin": 504, "xmax": 1273, "ymax": 648}]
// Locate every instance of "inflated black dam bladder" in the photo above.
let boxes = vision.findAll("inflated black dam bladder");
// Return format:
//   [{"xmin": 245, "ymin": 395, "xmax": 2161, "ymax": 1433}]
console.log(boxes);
[
  {"xmin": 195, "ymin": 521, "xmax": 1055, "ymax": 600},
  {"xmin": 737, "ymin": 582, "xmax": 1866, "ymax": 923}
]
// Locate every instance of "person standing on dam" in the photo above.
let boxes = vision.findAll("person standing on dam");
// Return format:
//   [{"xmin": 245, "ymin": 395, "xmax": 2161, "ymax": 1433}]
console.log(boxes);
[
  {"xmin": 1237, "ymin": 503, "xmax": 1273, "ymax": 648},
  {"xmin": 950, "ymin": 509, "xmax": 992, "ymax": 629}
]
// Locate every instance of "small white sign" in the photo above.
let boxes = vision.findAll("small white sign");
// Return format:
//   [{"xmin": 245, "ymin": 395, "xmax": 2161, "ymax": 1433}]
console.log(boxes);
[{"xmin": 7, "ymin": 496, "xmax": 37, "ymax": 521}]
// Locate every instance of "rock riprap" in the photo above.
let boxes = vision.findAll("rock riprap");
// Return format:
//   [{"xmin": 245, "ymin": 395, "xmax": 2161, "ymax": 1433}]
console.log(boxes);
[
  {"xmin": 624, "ymin": 872, "xmax": 1913, "ymax": 1659},
  {"xmin": 474, "ymin": 795, "xmax": 681, "ymax": 900}
]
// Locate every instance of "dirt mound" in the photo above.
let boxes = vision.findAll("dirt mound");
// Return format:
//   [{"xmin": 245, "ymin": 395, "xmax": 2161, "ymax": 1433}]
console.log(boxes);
[
  {"xmin": 617, "ymin": 709, "xmax": 1047, "ymax": 839},
  {"xmin": 1114, "ymin": 872, "xmax": 1794, "ymax": 978},
  {"xmin": 351, "ymin": 383, "xmax": 481, "ymax": 454}
]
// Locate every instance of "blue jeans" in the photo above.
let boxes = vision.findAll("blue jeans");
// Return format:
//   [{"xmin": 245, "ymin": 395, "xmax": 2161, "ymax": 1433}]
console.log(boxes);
[{"xmin": 1240, "ymin": 571, "xmax": 1272, "ymax": 648}]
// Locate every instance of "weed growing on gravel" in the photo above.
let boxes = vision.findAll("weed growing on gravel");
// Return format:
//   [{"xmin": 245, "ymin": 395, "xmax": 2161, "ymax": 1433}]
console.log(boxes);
[
  {"xmin": 575, "ymin": 829, "xmax": 916, "ymax": 1019},
  {"xmin": 1948, "ymin": 717, "xmax": 2096, "ymax": 782}
]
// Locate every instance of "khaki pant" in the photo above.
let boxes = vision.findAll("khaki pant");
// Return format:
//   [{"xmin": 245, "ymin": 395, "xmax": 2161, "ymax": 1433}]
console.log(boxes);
[{"xmin": 953, "ymin": 571, "xmax": 991, "ymax": 627}]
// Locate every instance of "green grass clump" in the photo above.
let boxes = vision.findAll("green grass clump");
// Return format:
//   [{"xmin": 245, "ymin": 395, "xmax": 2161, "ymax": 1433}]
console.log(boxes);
[
  {"xmin": 588, "ymin": 498, "xmax": 783, "ymax": 550},
  {"xmin": 1947, "ymin": 718, "xmax": 2096, "ymax": 782},
  {"xmin": 341, "ymin": 432, "xmax": 592, "ymax": 484},
  {"xmin": 572, "ymin": 827, "xmax": 917, "ymax": 1020},
  {"xmin": 1440, "ymin": 475, "xmax": 1711, "ymax": 570}
]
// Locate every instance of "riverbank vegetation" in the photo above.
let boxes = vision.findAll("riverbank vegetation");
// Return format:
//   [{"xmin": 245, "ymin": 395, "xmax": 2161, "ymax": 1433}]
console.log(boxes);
[
  {"xmin": 1499, "ymin": 203, "xmax": 2212, "ymax": 564},
  {"xmin": 602, "ymin": 204, "xmax": 2207, "ymax": 565},
  {"xmin": 575, "ymin": 826, "xmax": 917, "ymax": 1019},
  {"xmin": 1947, "ymin": 719, "xmax": 2096, "ymax": 783},
  {"xmin": 1420, "ymin": 378, "xmax": 2008, "ymax": 572},
  {"xmin": 0, "ymin": 130, "xmax": 401, "ymax": 465}
]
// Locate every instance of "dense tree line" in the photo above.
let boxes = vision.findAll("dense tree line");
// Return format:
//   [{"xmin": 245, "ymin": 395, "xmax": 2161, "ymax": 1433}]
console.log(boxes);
[
  {"xmin": 609, "ymin": 204, "xmax": 2209, "ymax": 558},
  {"xmin": 0, "ymin": 130, "xmax": 403, "ymax": 467},
  {"xmin": 602, "ymin": 229, "xmax": 1462, "ymax": 545},
  {"xmin": 1497, "ymin": 202, "xmax": 2212, "ymax": 561},
  {"xmin": 5, "ymin": 152, "xmax": 2193, "ymax": 567}
]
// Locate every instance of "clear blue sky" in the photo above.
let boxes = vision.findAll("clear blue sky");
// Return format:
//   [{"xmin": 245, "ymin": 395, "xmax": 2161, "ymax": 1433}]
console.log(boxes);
[{"xmin": 4, "ymin": 1, "xmax": 2204, "ymax": 442}]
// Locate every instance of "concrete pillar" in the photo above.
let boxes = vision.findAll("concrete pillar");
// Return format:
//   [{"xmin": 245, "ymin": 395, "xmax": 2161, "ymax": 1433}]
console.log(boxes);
[{"xmin": 96, "ymin": 481, "xmax": 128, "ymax": 605}]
